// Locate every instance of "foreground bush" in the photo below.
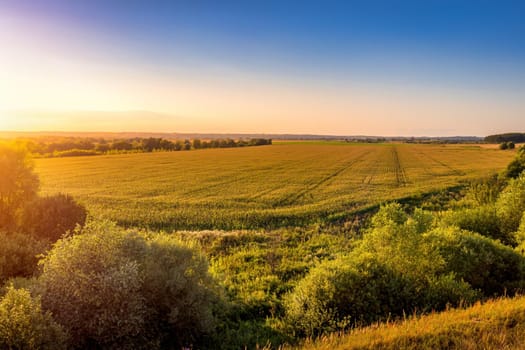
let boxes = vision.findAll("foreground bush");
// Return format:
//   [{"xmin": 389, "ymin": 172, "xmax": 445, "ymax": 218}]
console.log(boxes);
[
  {"xmin": 283, "ymin": 255, "xmax": 414, "ymax": 337},
  {"xmin": 284, "ymin": 203, "xmax": 525, "ymax": 337},
  {"xmin": 0, "ymin": 285, "xmax": 66, "ymax": 349},
  {"xmin": 496, "ymin": 173, "xmax": 525, "ymax": 236},
  {"xmin": 38, "ymin": 221, "xmax": 219, "ymax": 349},
  {"xmin": 426, "ymin": 227, "xmax": 525, "ymax": 296}
]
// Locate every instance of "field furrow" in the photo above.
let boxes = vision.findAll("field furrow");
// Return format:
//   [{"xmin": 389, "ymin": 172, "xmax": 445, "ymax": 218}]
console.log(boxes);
[{"xmin": 35, "ymin": 142, "xmax": 516, "ymax": 230}]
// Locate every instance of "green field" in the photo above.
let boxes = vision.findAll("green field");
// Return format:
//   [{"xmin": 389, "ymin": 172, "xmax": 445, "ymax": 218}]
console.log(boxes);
[{"xmin": 35, "ymin": 142, "xmax": 515, "ymax": 230}]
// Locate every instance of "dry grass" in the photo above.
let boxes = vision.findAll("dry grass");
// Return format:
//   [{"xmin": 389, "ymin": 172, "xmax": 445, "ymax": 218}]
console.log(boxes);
[{"xmin": 291, "ymin": 296, "xmax": 525, "ymax": 350}]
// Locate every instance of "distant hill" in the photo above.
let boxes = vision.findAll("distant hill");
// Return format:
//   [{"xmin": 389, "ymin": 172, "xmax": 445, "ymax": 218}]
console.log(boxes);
[{"xmin": 485, "ymin": 133, "xmax": 525, "ymax": 143}]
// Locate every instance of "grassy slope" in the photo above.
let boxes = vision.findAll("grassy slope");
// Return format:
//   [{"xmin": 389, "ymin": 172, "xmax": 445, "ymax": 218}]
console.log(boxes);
[
  {"xmin": 294, "ymin": 296, "xmax": 525, "ymax": 350},
  {"xmin": 34, "ymin": 143, "xmax": 515, "ymax": 230}
]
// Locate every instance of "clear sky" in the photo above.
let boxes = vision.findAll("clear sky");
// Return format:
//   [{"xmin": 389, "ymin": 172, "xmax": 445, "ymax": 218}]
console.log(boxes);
[{"xmin": 0, "ymin": 0, "xmax": 524, "ymax": 136}]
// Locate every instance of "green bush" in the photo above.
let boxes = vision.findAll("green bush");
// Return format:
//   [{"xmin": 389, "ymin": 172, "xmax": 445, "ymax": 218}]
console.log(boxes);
[
  {"xmin": 141, "ymin": 233, "xmax": 219, "ymax": 348},
  {"xmin": 461, "ymin": 174, "xmax": 505, "ymax": 206},
  {"xmin": 505, "ymin": 147, "xmax": 525, "ymax": 179},
  {"xmin": 0, "ymin": 231, "xmax": 47, "ymax": 283},
  {"xmin": 283, "ymin": 253, "xmax": 475, "ymax": 338},
  {"xmin": 425, "ymin": 227, "xmax": 525, "ymax": 296},
  {"xmin": 37, "ymin": 220, "xmax": 219, "ymax": 349},
  {"xmin": 513, "ymin": 212, "xmax": 525, "ymax": 253},
  {"xmin": 283, "ymin": 255, "xmax": 413, "ymax": 337},
  {"xmin": 496, "ymin": 174, "xmax": 525, "ymax": 236},
  {"xmin": 0, "ymin": 285, "xmax": 66, "ymax": 349},
  {"xmin": 21, "ymin": 193, "xmax": 87, "ymax": 242},
  {"xmin": 439, "ymin": 205, "xmax": 508, "ymax": 244}
]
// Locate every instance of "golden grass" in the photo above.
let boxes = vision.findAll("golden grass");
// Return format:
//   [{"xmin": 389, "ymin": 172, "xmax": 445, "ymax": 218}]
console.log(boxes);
[
  {"xmin": 292, "ymin": 296, "xmax": 525, "ymax": 350},
  {"xmin": 34, "ymin": 143, "xmax": 515, "ymax": 230}
]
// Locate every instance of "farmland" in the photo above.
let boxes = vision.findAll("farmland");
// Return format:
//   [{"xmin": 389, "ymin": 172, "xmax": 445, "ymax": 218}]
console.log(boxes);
[{"xmin": 34, "ymin": 142, "xmax": 515, "ymax": 230}]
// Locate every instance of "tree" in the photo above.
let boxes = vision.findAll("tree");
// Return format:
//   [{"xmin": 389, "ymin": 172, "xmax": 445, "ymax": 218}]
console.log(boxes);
[
  {"xmin": 0, "ymin": 144, "xmax": 39, "ymax": 230},
  {"xmin": 193, "ymin": 139, "xmax": 202, "ymax": 149}
]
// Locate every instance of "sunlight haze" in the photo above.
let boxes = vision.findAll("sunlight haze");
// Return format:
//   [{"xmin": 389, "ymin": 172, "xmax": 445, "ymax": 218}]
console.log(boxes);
[{"xmin": 1, "ymin": 0, "xmax": 524, "ymax": 136}]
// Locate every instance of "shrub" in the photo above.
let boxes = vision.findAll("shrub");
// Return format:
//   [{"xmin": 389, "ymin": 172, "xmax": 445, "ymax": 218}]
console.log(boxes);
[
  {"xmin": 283, "ymin": 253, "xmax": 475, "ymax": 338},
  {"xmin": 0, "ymin": 231, "xmax": 47, "ymax": 283},
  {"xmin": 0, "ymin": 285, "xmax": 66, "ymax": 349},
  {"xmin": 37, "ymin": 220, "xmax": 219, "ymax": 349},
  {"xmin": 283, "ymin": 255, "xmax": 413, "ymax": 337},
  {"xmin": 425, "ymin": 227, "xmax": 525, "ymax": 296},
  {"xmin": 462, "ymin": 174, "xmax": 505, "ymax": 206},
  {"xmin": 496, "ymin": 174, "xmax": 525, "ymax": 236},
  {"xmin": 141, "ymin": 234, "xmax": 218, "ymax": 348},
  {"xmin": 439, "ymin": 205, "xmax": 507, "ymax": 244},
  {"xmin": 22, "ymin": 194, "xmax": 87, "ymax": 242},
  {"xmin": 38, "ymin": 222, "xmax": 147, "ymax": 349},
  {"xmin": 514, "ymin": 212, "xmax": 525, "ymax": 253}
]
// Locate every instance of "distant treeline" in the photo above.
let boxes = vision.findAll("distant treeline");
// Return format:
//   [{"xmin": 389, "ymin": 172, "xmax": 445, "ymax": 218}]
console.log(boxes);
[
  {"xmin": 485, "ymin": 133, "xmax": 525, "ymax": 143},
  {"xmin": 22, "ymin": 137, "xmax": 272, "ymax": 157}
]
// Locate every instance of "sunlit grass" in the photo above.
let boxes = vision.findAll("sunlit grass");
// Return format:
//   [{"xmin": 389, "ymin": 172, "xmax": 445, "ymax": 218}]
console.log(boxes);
[
  {"xmin": 292, "ymin": 295, "xmax": 525, "ymax": 350},
  {"xmin": 34, "ymin": 143, "xmax": 515, "ymax": 230}
]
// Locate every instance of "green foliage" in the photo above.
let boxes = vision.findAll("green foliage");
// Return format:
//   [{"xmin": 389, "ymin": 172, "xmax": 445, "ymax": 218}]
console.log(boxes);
[
  {"xmin": 439, "ymin": 205, "xmax": 507, "ymax": 243},
  {"xmin": 461, "ymin": 174, "xmax": 505, "ymax": 206},
  {"xmin": 38, "ymin": 222, "xmax": 148, "ymax": 349},
  {"xmin": 370, "ymin": 202, "xmax": 408, "ymax": 228},
  {"xmin": 513, "ymin": 212, "xmax": 525, "ymax": 253},
  {"xmin": 505, "ymin": 146, "xmax": 525, "ymax": 179},
  {"xmin": 426, "ymin": 227, "xmax": 525, "ymax": 296},
  {"xmin": 21, "ymin": 193, "xmax": 87, "ymax": 243},
  {"xmin": 141, "ymin": 234, "xmax": 218, "ymax": 348},
  {"xmin": 359, "ymin": 204, "xmax": 439, "ymax": 280},
  {"xmin": 0, "ymin": 285, "xmax": 66, "ymax": 350},
  {"xmin": 0, "ymin": 144, "xmax": 39, "ymax": 230},
  {"xmin": 37, "ymin": 220, "xmax": 219, "ymax": 349},
  {"xmin": 0, "ymin": 231, "xmax": 47, "ymax": 283},
  {"xmin": 496, "ymin": 174, "xmax": 525, "ymax": 236},
  {"xmin": 283, "ymin": 255, "xmax": 413, "ymax": 338}
]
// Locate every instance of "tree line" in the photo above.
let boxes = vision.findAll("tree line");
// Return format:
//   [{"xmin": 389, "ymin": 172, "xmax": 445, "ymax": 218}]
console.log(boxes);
[
  {"xmin": 19, "ymin": 137, "xmax": 272, "ymax": 157},
  {"xmin": 485, "ymin": 133, "xmax": 525, "ymax": 143}
]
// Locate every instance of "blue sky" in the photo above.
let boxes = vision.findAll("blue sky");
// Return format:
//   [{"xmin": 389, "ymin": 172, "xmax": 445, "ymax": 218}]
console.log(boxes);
[{"xmin": 1, "ymin": 0, "xmax": 524, "ymax": 135}]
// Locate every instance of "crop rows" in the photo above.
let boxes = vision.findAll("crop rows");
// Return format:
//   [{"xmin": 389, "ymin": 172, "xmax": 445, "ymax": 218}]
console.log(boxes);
[{"xmin": 35, "ymin": 142, "xmax": 515, "ymax": 230}]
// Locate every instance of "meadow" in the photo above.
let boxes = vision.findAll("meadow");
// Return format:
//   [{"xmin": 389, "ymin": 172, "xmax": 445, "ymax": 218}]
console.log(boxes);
[{"xmin": 34, "ymin": 142, "xmax": 515, "ymax": 230}]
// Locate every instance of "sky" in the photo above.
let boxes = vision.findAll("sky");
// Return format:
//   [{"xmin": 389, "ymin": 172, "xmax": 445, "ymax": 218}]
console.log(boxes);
[{"xmin": 0, "ymin": 0, "xmax": 524, "ymax": 136}]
